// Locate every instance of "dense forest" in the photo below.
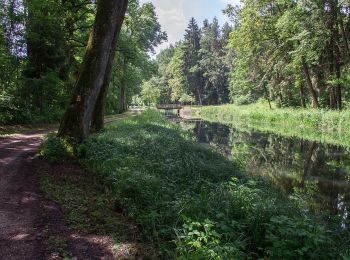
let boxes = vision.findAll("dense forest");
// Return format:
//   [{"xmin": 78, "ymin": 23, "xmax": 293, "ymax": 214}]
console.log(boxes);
[
  {"xmin": 149, "ymin": 17, "xmax": 232, "ymax": 106},
  {"xmin": 3, "ymin": 0, "xmax": 350, "ymax": 126},
  {"xmin": 150, "ymin": 0, "xmax": 350, "ymax": 109},
  {"xmin": 0, "ymin": 0, "xmax": 165, "ymax": 125}
]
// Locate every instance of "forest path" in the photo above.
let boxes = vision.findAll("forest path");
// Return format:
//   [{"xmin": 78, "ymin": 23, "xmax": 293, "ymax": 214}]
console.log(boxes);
[
  {"xmin": 0, "ymin": 130, "xmax": 121, "ymax": 259},
  {"xmin": 0, "ymin": 111, "xmax": 144, "ymax": 259},
  {"xmin": 0, "ymin": 130, "xmax": 52, "ymax": 259}
]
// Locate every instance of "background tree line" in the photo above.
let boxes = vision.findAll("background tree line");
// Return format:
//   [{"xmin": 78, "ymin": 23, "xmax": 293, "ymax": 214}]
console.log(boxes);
[
  {"xmin": 0, "ymin": 0, "xmax": 165, "ymax": 124},
  {"xmin": 151, "ymin": 0, "xmax": 350, "ymax": 109},
  {"xmin": 227, "ymin": 0, "xmax": 350, "ymax": 109},
  {"xmin": 142, "ymin": 17, "xmax": 232, "ymax": 106}
]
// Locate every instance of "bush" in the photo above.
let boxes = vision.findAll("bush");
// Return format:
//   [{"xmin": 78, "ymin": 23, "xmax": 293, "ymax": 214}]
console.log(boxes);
[
  {"xmin": 266, "ymin": 216, "xmax": 336, "ymax": 259},
  {"xmin": 233, "ymin": 95, "xmax": 252, "ymax": 105},
  {"xmin": 40, "ymin": 134, "xmax": 71, "ymax": 162}
]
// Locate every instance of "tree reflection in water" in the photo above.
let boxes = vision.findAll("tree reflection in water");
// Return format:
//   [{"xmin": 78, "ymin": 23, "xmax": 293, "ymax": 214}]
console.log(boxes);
[{"xmin": 180, "ymin": 120, "xmax": 350, "ymax": 228}]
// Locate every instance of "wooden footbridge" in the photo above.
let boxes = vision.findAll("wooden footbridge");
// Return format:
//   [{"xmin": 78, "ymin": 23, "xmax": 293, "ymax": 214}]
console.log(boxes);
[
  {"xmin": 156, "ymin": 104, "xmax": 183, "ymax": 110},
  {"xmin": 157, "ymin": 104, "xmax": 183, "ymax": 117}
]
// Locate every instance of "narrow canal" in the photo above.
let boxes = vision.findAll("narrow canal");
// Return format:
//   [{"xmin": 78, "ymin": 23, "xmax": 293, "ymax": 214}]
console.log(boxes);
[{"xmin": 167, "ymin": 111, "xmax": 350, "ymax": 226}]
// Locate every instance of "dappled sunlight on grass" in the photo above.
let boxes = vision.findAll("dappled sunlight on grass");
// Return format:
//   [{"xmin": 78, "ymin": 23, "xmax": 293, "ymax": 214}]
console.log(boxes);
[{"xmin": 77, "ymin": 110, "xmax": 344, "ymax": 259}]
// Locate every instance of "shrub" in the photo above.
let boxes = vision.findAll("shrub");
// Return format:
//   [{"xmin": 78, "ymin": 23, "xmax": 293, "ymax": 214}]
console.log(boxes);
[
  {"xmin": 233, "ymin": 95, "xmax": 252, "ymax": 105},
  {"xmin": 266, "ymin": 216, "xmax": 336, "ymax": 259},
  {"xmin": 40, "ymin": 134, "xmax": 71, "ymax": 162}
]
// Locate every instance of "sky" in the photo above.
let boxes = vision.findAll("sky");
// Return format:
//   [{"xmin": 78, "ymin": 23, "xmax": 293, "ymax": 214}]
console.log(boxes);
[{"xmin": 139, "ymin": 0, "xmax": 241, "ymax": 53}]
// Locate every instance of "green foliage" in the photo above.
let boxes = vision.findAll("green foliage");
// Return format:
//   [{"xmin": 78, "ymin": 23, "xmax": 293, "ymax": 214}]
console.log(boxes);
[
  {"xmin": 0, "ymin": 0, "xmax": 93, "ymax": 124},
  {"xmin": 179, "ymin": 93, "xmax": 195, "ymax": 104},
  {"xmin": 140, "ymin": 77, "xmax": 161, "ymax": 106},
  {"xmin": 156, "ymin": 18, "xmax": 231, "ymax": 105},
  {"xmin": 226, "ymin": 0, "xmax": 349, "ymax": 109},
  {"xmin": 176, "ymin": 219, "xmax": 245, "ymax": 259},
  {"xmin": 40, "ymin": 134, "xmax": 71, "ymax": 162},
  {"xmin": 39, "ymin": 163, "xmax": 155, "ymax": 258},
  {"xmin": 165, "ymin": 45, "xmax": 188, "ymax": 102},
  {"xmin": 199, "ymin": 18, "xmax": 230, "ymax": 105},
  {"xmin": 182, "ymin": 18, "xmax": 202, "ymax": 104},
  {"xmin": 78, "ymin": 110, "xmax": 340, "ymax": 258},
  {"xmin": 266, "ymin": 216, "xmax": 336, "ymax": 259},
  {"xmin": 233, "ymin": 94, "xmax": 252, "ymax": 105},
  {"xmin": 106, "ymin": 0, "xmax": 166, "ymax": 114}
]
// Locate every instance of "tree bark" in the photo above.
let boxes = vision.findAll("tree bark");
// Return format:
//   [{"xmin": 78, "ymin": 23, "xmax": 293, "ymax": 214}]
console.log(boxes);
[
  {"xmin": 301, "ymin": 57, "xmax": 319, "ymax": 108},
  {"xmin": 91, "ymin": 1, "xmax": 128, "ymax": 132},
  {"xmin": 329, "ymin": 0, "xmax": 342, "ymax": 110},
  {"xmin": 197, "ymin": 86, "xmax": 202, "ymax": 106},
  {"xmin": 333, "ymin": 0, "xmax": 342, "ymax": 109},
  {"xmin": 340, "ymin": 17, "xmax": 350, "ymax": 61},
  {"xmin": 58, "ymin": 0, "xmax": 128, "ymax": 141},
  {"xmin": 314, "ymin": 71, "xmax": 322, "ymax": 104}
]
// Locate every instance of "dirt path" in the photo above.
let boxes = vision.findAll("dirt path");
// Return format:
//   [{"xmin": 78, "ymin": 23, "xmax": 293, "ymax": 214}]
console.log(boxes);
[
  {"xmin": 0, "ymin": 112, "xmax": 151, "ymax": 260},
  {"xmin": 0, "ymin": 131, "xmax": 50, "ymax": 259},
  {"xmin": 0, "ymin": 131, "xmax": 119, "ymax": 259}
]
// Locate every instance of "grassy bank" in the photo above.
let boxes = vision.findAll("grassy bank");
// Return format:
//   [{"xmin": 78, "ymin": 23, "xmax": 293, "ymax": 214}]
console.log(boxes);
[
  {"xmin": 198, "ymin": 103, "xmax": 350, "ymax": 148},
  {"xmin": 43, "ymin": 110, "xmax": 345, "ymax": 259}
]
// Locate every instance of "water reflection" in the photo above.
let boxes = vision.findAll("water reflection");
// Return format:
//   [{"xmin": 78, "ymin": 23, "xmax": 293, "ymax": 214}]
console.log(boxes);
[{"xmin": 180, "ymin": 120, "xmax": 350, "ymax": 224}]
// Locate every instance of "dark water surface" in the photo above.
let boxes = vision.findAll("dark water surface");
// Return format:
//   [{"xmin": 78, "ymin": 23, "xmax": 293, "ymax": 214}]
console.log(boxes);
[{"xmin": 176, "ymin": 117, "xmax": 350, "ymax": 224}]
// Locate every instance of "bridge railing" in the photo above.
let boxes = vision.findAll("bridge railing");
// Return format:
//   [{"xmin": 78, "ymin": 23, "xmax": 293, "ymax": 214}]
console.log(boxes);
[{"xmin": 156, "ymin": 104, "xmax": 183, "ymax": 110}]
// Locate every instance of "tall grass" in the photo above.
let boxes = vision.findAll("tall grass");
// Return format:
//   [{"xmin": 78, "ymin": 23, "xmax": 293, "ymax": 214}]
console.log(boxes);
[
  {"xmin": 198, "ymin": 103, "xmax": 350, "ymax": 148},
  {"xmin": 76, "ymin": 110, "xmax": 344, "ymax": 259}
]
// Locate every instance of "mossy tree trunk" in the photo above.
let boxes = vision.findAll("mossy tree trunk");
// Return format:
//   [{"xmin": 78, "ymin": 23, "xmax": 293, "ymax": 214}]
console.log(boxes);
[
  {"xmin": 90, "ymin": 2, "xmax": 127, "ymax": 132},
  {"xmin": 58, "ymin": 0, "xmax": 128, "ymax": 141}
]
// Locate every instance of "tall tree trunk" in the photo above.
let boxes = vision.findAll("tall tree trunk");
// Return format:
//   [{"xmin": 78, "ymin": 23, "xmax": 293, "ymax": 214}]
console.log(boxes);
[
  {"xmin": 328, "ymin": 86, "xmax": 336, "ymax": 108},
  {"xmin": 301, "ymin": 58, "xmax": 319, "ymax": 108},
  {"xmin": 335, "ymin": 54, "xmax": 342, "ymax": 110},
  {"xmin": 314, "ymin": 71, "xmax": 322, "ymax": 104},
  {"xmin": 263, "ymin": 84, "xmax": 272, "ymax": 109},
  {"xmin": 340, "ymin": 17, "xmax": 350, "ymax": 61},
  {"xmin": 299, "ymin": 82, "xmax": 306, "ymax": 108},
  {"xmin": 197, "ymin": 86, "xmax": 202, "ymax": 106},
  {"xmin": 329, "ymin": 0, "xmax": 342, "ymax": 110},
  {"xmin": 58, "ymin": 0, "xmax": 128, "ymax": 142},
  {"xmin": 333, "ymin": 0, "xmax": 342, "ymax": 109},
  {"xmin": 91, "ymin": 1, "xmax": 128, "ymax": 132}
]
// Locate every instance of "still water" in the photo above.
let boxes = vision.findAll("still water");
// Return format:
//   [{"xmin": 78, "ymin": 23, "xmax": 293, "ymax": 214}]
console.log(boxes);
[{"xmin": 177, "ymin": 118, "xmax": 350, "ymax": 222}]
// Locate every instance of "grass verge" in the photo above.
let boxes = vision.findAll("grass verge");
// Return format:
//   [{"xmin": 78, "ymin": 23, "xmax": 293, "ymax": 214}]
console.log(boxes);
[
  {"xmin": 70, "ymin": 110, "xmax": 346, "ymax": 259},
  {"xmin": 197, "ymin": 103, "xmax": 350, "ymax": 148},
  {"xmin": 39, "ymin": 160, "xmax": 156, "ymax": 259}
]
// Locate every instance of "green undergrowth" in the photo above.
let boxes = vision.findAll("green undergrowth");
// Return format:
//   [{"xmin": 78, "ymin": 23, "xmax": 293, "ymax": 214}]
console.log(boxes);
[
  {"xmin": 73, "ymin": 110, "xmax": 345, "ymax": 259},
  {"xmin": 198, "ymin": 103, "xmax": 350, "ymax": 148},
  {"xmin": 39, "ymin": 161, "xmax": 155, "ymax": 258},
  {"xmin": 40, "ymin": 134, "xmax": 73, "ymax": 162}
]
